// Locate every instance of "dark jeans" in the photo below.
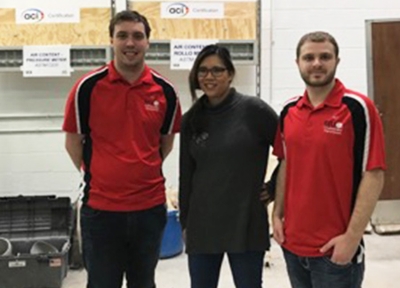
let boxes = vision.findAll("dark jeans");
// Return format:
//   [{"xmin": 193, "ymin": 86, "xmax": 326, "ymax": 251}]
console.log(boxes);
[
  {"xmin": 188, "ymin": 251, "xmax": 265, "ymax": 288},
  {"xmin": 282, "ymin": 248, "xmax": 365, "ymax": 288},
  {"xmin": 80, "ymin": 204, "xmax": 167, "ymax": 288}
]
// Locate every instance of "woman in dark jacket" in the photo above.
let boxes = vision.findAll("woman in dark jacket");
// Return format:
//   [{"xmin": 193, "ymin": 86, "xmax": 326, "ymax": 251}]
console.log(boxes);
[{"xmin": 179, "ymin": 44, "xmax": 278, "ymax": 288}]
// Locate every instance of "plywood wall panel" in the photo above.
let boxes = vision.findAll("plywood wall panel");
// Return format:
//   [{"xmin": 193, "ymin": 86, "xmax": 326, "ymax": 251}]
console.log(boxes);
[
  {"xmin": 129, "ymin": 2, "xmax": 256, "ymax": 40},
  {"xmin": 0, "ymin": 8, "xmax": 111, "ymax": 46}
]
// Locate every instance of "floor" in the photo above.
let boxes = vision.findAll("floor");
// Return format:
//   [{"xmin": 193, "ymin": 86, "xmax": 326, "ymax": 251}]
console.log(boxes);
[{"xmin": 63, "ymin": 233, "xmax": 400, "ymax": 288}]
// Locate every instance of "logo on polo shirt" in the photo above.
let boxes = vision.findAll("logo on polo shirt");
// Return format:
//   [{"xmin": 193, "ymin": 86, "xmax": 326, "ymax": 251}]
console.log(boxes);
[
  {"xmin": 145, "ymin": 100, "xmax": 160, "ymax": 112},
  {"xmin": 324, "ymin": 119, "xmax": 343, "ymax": 135}
]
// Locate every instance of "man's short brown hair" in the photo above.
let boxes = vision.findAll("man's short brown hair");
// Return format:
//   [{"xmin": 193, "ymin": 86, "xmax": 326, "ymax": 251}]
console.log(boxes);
[
  {"xmin": 109, "ymin": 10, "xmax": 151, "ymax": 38},
  {"xmin": 296, "ymin": 31, "xmax": 339, "ymax": 58}
]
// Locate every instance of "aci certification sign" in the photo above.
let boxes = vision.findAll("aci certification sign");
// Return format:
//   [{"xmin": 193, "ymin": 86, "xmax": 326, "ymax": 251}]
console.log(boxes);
[
  {"xmin": 16, "ymin": 7, "xmax": 80, "ymax": 24},
  {"xmin": 170, "ymin": 39, "xmax": 217, "ymax": 70},
  {"xmin": 161, "ymin": 2, "xmax": 224, "ymax": 19},
  {"xmin": 21, "ymin": 45, "xmax": 72, "ymax": 77}
]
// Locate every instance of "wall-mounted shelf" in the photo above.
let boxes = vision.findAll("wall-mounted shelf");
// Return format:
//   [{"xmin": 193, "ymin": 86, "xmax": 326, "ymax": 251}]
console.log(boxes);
[
  {"xmin": 0, "ymin": 40, "xmax": 256, "ymax": 72},
  {"xmin": 0, "ymin": 46, "xmax": 111, "ymax": 72},
  {"xmin": 145, "ymin": 41, "xmax": 257, "ymax": 64}
]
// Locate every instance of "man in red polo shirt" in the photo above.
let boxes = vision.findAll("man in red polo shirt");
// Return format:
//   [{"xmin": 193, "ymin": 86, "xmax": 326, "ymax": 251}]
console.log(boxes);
[
  {"xmin": 272, "ymin": 31, "xmax": 385, "ymax": 288},
  {"xmin": 63, "ymin": 10, "xmax": 181, "ymax": 288}
]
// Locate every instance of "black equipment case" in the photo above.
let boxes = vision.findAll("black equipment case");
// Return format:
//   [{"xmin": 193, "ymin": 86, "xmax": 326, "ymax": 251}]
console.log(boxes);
[{"xmin": 0, "ymin": 195, "xmax": 72, "ymax": 288}]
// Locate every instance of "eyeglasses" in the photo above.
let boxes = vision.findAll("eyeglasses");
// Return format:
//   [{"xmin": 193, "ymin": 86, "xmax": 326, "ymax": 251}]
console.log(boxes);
[{"xmin": 197, "ymin": 66, "xmax": 227, "ymax": 78}]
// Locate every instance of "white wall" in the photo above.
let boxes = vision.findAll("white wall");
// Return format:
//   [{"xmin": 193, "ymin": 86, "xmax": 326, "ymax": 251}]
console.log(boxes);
[
  {"xmin": 260, "ymin": 0, "xmax": 400, "ymax": 111},
  {"xmin": 0, "ymin": 66, "xmax": 255, "ymax": 200},
  {"xmin": 1, "ymin": 0, "xmax": 400, "ymax": 199},
  {"xmin": 0, "ymin": 71, "xmax": 87, "ymax": 200}
]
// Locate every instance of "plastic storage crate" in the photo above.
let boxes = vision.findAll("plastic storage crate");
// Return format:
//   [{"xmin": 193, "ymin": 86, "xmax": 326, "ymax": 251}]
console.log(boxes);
[{"xmin": 0, "ymin": 195, "xmax": 72, "ymax": 288}]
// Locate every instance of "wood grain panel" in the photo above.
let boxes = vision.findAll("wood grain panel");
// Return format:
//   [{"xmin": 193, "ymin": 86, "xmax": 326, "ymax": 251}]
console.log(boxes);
[
  {"xmin": 129, "ymin": 2, "xmax": 256, "ymax": 40},
  {"xmin": 370, "ymin": 21, "xmax": 400, "ymax": 200},
  {"xmin": 0, "ymin": 8, "xmax": 110, "ymax": 46}
]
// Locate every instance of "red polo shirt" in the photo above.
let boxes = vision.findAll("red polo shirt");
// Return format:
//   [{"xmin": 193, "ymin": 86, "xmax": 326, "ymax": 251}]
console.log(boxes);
[
  {"xmin": 63, "ymin": 61, "xmax": 181, "ymax": 211},
  {"xmin": 273, "ymin": 79, "xmax": 386, "ymax": 257}
]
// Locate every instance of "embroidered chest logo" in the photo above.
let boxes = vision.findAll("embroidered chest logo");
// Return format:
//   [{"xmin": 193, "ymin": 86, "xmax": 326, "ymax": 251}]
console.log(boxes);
[
  {"xmin": 192, "ymin": 132, "xmax": 209, "ymax": 147},
  {"xmin": 144, "ymin": 100, "xmax": 160, "ymax": 112},
  {"xmin": 324, "ymin": 119, "xmax": 343, "ymax": 135}
]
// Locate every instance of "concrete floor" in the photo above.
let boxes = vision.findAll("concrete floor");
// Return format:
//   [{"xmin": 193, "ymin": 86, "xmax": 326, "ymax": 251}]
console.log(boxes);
[{"xmin": 63, "ymin": 233, "xmax": 400, "ymax": 288}]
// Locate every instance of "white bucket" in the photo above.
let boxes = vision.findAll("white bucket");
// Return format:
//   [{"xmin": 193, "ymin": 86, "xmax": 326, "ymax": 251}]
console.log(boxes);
[
  {"xmin": 0, "ymin": 237, "xmax": 12, "ymax": 256},
  {"xmin": 30, "ymin": 241, "xmax": 58, "ymax": 255}
]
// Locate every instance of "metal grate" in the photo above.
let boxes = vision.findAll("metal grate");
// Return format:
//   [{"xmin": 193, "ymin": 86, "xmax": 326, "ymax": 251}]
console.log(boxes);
[
  {"xmin": 0, "ymin": 50, "xmax": 23, "ymax": 67},
  {"xmin": 219, "ymin": 43, "xmax": 255, "ymax": 61},
  {"xmin": 146, "ymin": 41, "xmax": 255, "ymax": 62},
  {"xmin": 146, "ymin": 42, "xmax": 171, "ymax": 61},
  {"xmin": 70, "ymin": 48, "xmax": 108, "ymax": 67}
]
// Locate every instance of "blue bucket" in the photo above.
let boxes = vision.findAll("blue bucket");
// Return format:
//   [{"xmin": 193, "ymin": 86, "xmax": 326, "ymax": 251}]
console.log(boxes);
[{"xmin": 160, "ymin": 210, "xmax": 183, "ymax": 259}]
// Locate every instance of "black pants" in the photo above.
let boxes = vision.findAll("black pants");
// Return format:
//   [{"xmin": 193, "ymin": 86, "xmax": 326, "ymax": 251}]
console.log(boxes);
[
  {"xmin": 188, "ymin": 251, "xmax": 265, "ymax": 288},
  {"xmin": 80, "ymin": 204, "xmax": 167, "ymax": 288}
]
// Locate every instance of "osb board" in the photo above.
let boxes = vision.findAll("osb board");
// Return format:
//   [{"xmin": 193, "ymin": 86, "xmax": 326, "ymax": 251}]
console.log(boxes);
[
  {"xmin": 129, "ymin": 2, "xmax": 256, "ymax": 40},
  {"xmin": 0, "ymin": 8, "xmax": 110, "ymax": 46}
]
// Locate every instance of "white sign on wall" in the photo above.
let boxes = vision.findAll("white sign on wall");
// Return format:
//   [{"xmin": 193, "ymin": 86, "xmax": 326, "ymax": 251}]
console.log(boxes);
[
  {"xmin": 170, "ymin": 39, "xmax": 218, "ymax": 70},
  {"xmin": 21, "ymin": 45, "xmax": 73, "ymax": 77},
  {"xmin": 161, "ymin": 2, "xmax": 224, "ymax": 19},
  {"xmin": 16, "ymin": 7, "xmax": 80, "ymax": 24}
]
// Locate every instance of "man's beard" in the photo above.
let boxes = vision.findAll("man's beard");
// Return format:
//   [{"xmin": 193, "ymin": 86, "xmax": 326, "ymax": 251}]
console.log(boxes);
[{"xmin": 300, "ymin": 68, "xmax": 336, "ymax": 87}]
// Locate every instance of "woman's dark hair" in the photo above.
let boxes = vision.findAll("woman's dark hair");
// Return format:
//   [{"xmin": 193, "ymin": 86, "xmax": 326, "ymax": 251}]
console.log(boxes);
[
  {"xmin": 189, "ymin": 44, "xmax": 235, "ymax": 103},
  {"xmin": 186, "ymin": 45, "xmax": 236, "ymax": 137},
  {"xmin": 109, "ymin": 10, "xmax": 151, "ymax": 39}
]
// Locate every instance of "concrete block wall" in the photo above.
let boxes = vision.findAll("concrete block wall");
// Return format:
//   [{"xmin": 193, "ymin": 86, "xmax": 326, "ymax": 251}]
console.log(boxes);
[
  {"xmin": 0, "ymin": 71, "xmax": 85, "ymax": 200},
  {"xmin": 0, "ymin": 133, "xmax": 82, "ymax": 200}
]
